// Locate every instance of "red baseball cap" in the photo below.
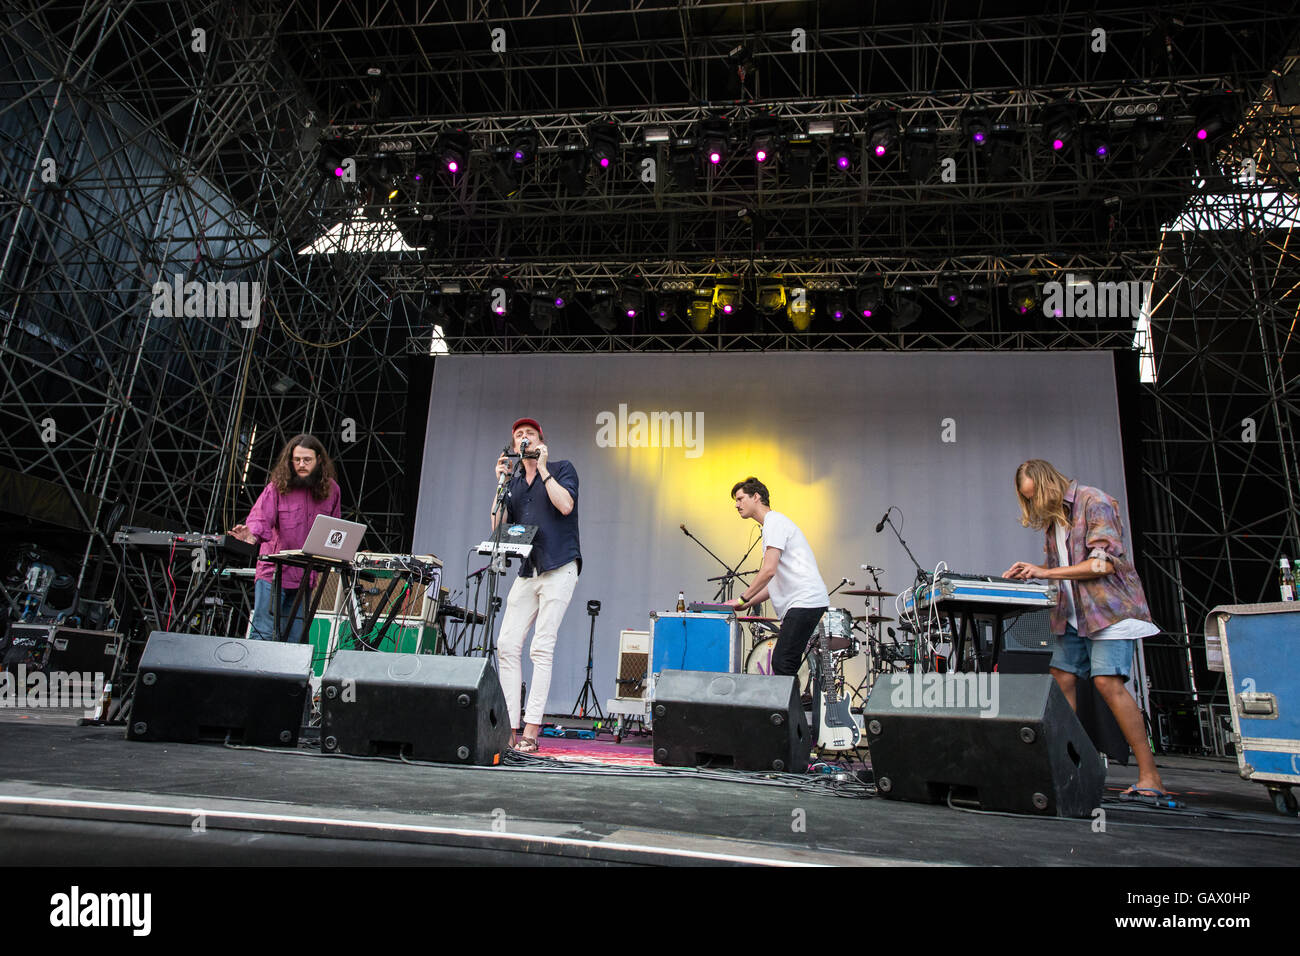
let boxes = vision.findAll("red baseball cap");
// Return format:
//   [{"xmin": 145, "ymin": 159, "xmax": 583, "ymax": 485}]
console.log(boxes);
[{"xmin": 511, "ymin": 417, "xmax": 544, "ymax": 439}]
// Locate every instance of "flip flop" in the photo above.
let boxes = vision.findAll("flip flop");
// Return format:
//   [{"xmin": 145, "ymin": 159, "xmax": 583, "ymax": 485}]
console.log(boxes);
[
  {"xmin": 513, "ymin": 736, "xmax": 540, "ymax": 753},
  {"xmin": 1118, "ymin": 787, "xmax": 1183, "ymax": 809}
]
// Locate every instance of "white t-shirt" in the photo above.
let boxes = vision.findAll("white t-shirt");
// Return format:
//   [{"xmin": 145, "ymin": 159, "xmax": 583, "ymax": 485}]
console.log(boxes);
[
  {"xmin": 761, "ymin": 511, "xmax": 830, "ymax": 619},
  {"xmin": 1054, "ymin": 522, "xmax": 1158, "ymax": 641}
]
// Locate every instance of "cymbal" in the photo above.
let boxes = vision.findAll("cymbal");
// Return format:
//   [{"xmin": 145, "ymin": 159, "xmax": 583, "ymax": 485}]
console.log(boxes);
[
  {"xmin": 739, "ymin": 615, "xmax": 779, "ymax": 623},
  {"xmin": 843, "ymin": 588, "xmax": 896, "ymax": 598},
  {"xmin": 854, "ymin": 614, "xmax": 895, "ymax": 624}
]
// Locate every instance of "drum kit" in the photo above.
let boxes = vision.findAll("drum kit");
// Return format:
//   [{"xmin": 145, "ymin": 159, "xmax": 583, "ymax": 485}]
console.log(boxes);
[{"xmin": 741, "ymin": 583, "xmax": 902, "ymax": 709}]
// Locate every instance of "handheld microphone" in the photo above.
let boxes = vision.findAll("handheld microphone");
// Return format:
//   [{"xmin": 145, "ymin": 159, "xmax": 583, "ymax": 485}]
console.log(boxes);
[
  {"xmin": 680, "ymin": 523, "xmax": 689, "ymax": 536},
  {"xmin": 874, "ymin": 510, "xmax": 890, "ymax": 534},
  {"xmin": 519, "ymin": 437, "xmax": 530, "ymax": 454}
]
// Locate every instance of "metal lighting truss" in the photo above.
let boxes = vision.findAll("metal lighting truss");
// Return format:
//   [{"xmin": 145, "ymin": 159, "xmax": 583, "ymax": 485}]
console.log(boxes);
[{"xmin": 0, "ymin": 1, "xmax": 1298, "ymax": 735}]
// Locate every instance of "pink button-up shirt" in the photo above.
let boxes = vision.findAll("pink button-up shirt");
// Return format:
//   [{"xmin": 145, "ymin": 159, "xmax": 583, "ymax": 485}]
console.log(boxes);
[{"xmin": 243, "ymin": 480, "xmax": 342, "ymax": 589}]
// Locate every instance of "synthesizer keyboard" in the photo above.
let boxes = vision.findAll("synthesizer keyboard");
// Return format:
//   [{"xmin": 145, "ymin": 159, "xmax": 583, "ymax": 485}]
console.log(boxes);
[
  {"xmin": 113, "ymin": 528, "xmax": 257, "ymax": 560},
  {"xmin": 900, "ymin": 571, "xmax": 1058, "ymax": 616}
]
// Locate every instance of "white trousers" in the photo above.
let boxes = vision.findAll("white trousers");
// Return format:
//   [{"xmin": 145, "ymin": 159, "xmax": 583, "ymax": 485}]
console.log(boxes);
[{"xmin": 496, "ymin": 560, "xmax": 579, "ymax": 728}]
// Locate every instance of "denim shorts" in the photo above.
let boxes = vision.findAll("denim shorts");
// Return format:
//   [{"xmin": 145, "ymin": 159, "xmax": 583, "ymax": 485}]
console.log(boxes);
[{"xmin": 1049, "ymin": 625, "xmax": 1134, "ymax": 681}]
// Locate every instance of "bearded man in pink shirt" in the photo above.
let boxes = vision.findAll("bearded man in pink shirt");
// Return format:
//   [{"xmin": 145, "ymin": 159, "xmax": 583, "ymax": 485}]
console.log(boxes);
[{"xmin": 230, "ymin": 434, "xmax": 341, "ymax": 642}]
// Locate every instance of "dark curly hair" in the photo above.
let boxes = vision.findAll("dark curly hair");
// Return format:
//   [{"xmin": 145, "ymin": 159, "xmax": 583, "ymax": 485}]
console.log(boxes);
[{"xmin": 269, "ymin": 434, "xmax": 336, "ymax": 501}]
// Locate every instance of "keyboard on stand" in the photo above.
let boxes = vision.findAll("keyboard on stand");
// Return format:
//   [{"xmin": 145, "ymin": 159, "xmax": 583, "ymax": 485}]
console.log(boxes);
[{"xmin": 901, "ymin": 571, "xmax": 1058, "ymax": 616}]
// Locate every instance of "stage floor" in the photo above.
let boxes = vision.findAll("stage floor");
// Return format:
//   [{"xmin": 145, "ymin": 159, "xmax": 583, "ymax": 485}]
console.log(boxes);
[{"xmin": 0, "ymin": 708, "xmax": 1295, "ymax": 867}]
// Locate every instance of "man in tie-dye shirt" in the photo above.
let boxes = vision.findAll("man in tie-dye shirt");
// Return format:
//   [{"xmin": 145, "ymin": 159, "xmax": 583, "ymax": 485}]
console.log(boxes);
[{"xmin": 1003, "ymin": 459, "xmax": 1166, "ymax": 799}]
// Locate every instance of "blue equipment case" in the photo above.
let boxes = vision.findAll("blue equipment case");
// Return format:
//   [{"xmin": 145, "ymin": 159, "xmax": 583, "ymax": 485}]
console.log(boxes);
[
  {"xmin": 1204, "ymin": 602, "xmax": 1300, "ymax": 815},
  {"xmin": 648, "ymin": 611, "xmax": 741, "ymax": 690}
]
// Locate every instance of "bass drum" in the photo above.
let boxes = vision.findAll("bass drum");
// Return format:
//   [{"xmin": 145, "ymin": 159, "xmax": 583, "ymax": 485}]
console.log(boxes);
[{"xmin": 744, "ymin": 636, "xmax": 811, "ymax": 695}]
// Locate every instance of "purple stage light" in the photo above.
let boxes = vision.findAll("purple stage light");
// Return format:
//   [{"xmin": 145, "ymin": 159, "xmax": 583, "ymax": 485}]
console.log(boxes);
[
  {"xmin": 832, "ymin": 309, "xmax": 845, "ymax": 320},
  {"xmin": 626, "ymin": 308, "xmax": 636, "ymax": 318},
  {"xmin": 709, "ymin": 151, "xmax": 722, "ymax": 164},
  {"xmin": 599, "ymin": 156, "xmax": 611, "ymax": 168},
  {"xmin": 837, "ymin": 155, "xmax": 851, "ymax": 170},
  {"xmin": 1095, "ymin": 144, "xmax": 1108, "ymax": 157},
  {"xmin": 554, "ymin": 297, "xmax": 565, "ymax": 308},
  {"xmin": 334, "ymin": 167, "xmax": 344, "ymax": 177},
  {"xmin": 874, "ymin": 144, "xmax": 886, "ymax": 157},
  {"xmin": 447, "ymin": 160, "xmax": 459, "ymax": 173},
  {"xmin": 1052, "ymin": 138, "xmax": 1065, "ymax": 150},
  {"xmin": 413, "ymin": 172, "xmax": 423, "ymax": 182},
  {"xmin": 1196, "ymin": 128, "xmax": 1208, "ymax": 140},
  {"xmin": 946, "ymin": 294, "xmax": 958, "ymax": 304},
  {"xmin": 972, "ymin": 131, "xmax": 986, "ymax": 145},
  {"xmin": 1052, "ymin": 308, "xmax": 1064, "ymax": 317},
  {"xmin": 514, "ymin": 150, "xmax": 525, "ymax": 162},
  {"xmin": 755, "ymin": 149, "xmax": 768, "ymax": 163},
  {"xmin": 862, "ymin": 309, "xmax": 873, "ymax": 318},
  {"xmin": 722, "ymin": 303, "xmax": 733, "ymax": 313}
]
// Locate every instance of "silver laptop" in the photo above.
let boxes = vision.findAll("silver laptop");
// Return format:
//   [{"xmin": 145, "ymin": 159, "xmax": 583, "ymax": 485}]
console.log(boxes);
[{"xmin": 300, "ymin": 514, "xmax": 366, "ymax": 561}]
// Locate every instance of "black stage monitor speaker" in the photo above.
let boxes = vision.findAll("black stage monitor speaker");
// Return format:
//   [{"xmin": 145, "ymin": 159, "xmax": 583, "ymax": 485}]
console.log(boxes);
[
  {"xmin": 320, "ymin": 651, "xmax": 509, "ymax": 765},
  {"xmin": 127, "ymin": 632, "xmax": 311, "ymax": 747},
  {"xmin": 651, "ymin": 670, "xmax": 810, "ymax": 772},
  {"xmin": 864, "ymin": 672, "xmax": 1105, "ymax": 818}
]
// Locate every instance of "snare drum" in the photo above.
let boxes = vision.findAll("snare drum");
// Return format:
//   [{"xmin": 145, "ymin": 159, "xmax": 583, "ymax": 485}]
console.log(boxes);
[
  {"xmin": 744, "ymin": 636, "xmax": 811, "ymax": 695},
  {"xmin": 816, "ymin": 608, "xmax": 858, "ymax": 656}
]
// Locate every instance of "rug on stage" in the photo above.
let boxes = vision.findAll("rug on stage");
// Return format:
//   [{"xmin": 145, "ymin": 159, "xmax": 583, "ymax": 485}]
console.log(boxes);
[{"xmin": 532, "ymin": 735, "xmax": 658, "ymax": 767}]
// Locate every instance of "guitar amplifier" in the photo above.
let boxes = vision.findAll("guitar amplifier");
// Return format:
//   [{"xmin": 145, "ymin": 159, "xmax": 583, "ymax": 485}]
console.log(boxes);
[{"xmin": 614, "ymin": 629, "xmax": 649, "ymax": 700}]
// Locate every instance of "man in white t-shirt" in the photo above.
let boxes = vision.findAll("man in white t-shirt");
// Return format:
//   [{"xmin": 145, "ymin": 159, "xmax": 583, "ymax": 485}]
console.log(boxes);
[{"xmin": 726, "ymin": 477, "xmax": 830, "ymax": 678}]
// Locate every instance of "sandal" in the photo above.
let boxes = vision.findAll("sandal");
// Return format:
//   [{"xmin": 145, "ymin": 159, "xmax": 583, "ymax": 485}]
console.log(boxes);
[{"xmin": 514, "ymin": 735, "xmax": 540, "ymax": 753}]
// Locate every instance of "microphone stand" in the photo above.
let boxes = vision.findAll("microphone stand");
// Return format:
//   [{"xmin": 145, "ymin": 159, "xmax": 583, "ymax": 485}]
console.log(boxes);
[
  {"xmin": 477, "ymin": 450, "xmax": 527, "ymax": 665},
  {"xmin": 681, "ymin": 525, "xmax": 758, "ymax": 602},
  {"xmin": 883, "ymin": 511, "xmax": 929, "ymax": 584}
]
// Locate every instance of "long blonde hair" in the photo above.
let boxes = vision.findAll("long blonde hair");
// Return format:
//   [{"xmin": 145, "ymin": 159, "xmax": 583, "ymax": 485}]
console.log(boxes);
[{"xmin": 1015, "ymin": 459, "xmax": 1071, "ymax": 530}]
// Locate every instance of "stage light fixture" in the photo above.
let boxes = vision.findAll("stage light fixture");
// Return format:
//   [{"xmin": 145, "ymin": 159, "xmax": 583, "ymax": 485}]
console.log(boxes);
[
  {"xmin": 528, "ymin": 292, "xmax": 557, "ymax": 331},
  {"xmin": 962, "ymin": 110, "xmax": 991, "ymax": 147},
  {"xmin": 786, "ymin": 286, "xmax": 814, "ymax": 331},
  {"xmin": 688, "ymin": 290, "xmax": 715, "ymax": 331},
  {"xmin": 559, "ymin": 143, "xmax": 590, "ymax": 194},
  {"xmin": 830, "ymin": 133, "xmax": 854, "ymax": 171},
  {"xmin": 713, "ymin": 283, "xmax": 742, "ymax": 317},
  {"xmin": 588, "ymin": 121, "xmax": 621, "ymax": 171},
  {"xmin": 1008, "ymin": 279, "xmax": 1040, "ymax": 315},
  {"xmin": 670, "ymin": 138, "xmax": 699, "ymax": 189},
  {"xmin": 903, "ymin": 125, "xmax": 937, "ymax": 181},
  {"xmin": 987, "ymin": 124, "xmax": 1020, "ymax": 178},
  {"xmin": 589, "ymin": 287, "xmax": 619, "ymax": 332},
  {"xmin": 1191, "ymin": 92, "xmax": 1240, "ymax": 145},
  {"xmin": 655, "ymin": 293, "xmax": 682, "ymax": 322},
  {"xmin": 1085, "ymin": 125, "xmax": 1111, "ymax": 160},
  {"xmin": 958, "ymin": 288, "xmax": 991, "ymax": 328},
  {"xmin": 825, "ymin": 292, "xmax": 847, "ymax": 321},
  {"xmin": 891, "ymin": 284, "xmax": 921, "ymax": 330},
  {"xmin": 619, "ymin": 285, "xmax": 646, "ymax": 319},
  {"xmin": 756, "ymin": 282, "xmax": 787, "ymax": 315},
  {"xmin": 749, "ymin": 114, "xmax": 780, "ymax": 165},
  {"xmin": 699, "ymin": 117, "xmax": 731, "ymax": 167},
  {"xmin": 509, "ymin": 128, "xmax": 538, "ymax": 164},
  {"xmin": 435, "ymin": 129, "xmax": 472, "ymax": 176},
  {"xmin": 1040, "ymin": 100, "xmax": 1081, "ymax": 152},
  {"xmin": 867, "ymin": 108, "xmax": 900, "ymax": 159},
  {"xmin": 320, "ymin": 137, "xmax": 356, "ymax": 179},
  {"xmin": 855, "ymin": 281, "xmax": 884, "ymax": 319},
  {"xmin": 488, "ymin": 149, "xmax": 522, "ymax": 197},
  {"xmin": 783, "ymin": 136, "xmax": 813, "ymax": 187},
  {"xmin": 939, "ymin": 276, "xmax": 963, "ymax": 308}
]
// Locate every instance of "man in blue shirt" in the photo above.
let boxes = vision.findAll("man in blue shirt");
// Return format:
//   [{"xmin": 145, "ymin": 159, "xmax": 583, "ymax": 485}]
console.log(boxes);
[{"xmin": 492, "ymin": 417, "xmax": 581, "ymax": 752}]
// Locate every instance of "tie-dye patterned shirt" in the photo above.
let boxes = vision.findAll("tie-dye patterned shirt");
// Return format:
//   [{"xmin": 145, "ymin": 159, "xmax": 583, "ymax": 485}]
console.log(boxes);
[{"xmin": 1041, "ymin": 481, "xmax": 1156, "ymax": 637}]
